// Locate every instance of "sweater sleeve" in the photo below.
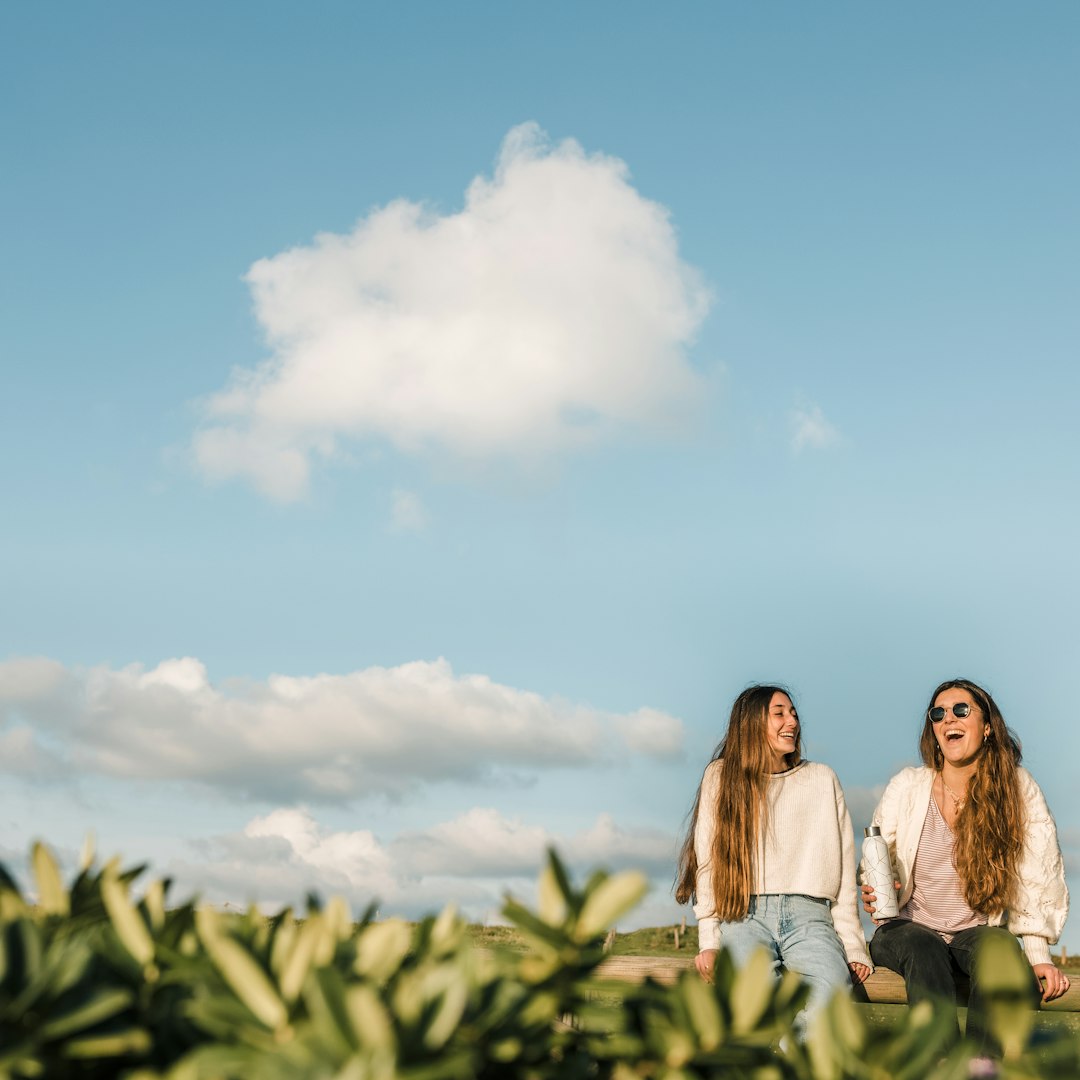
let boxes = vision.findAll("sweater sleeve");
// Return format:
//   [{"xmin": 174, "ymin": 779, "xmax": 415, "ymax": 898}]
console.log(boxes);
[
  {"xmin": 830, "ymin": 772, "xmax": 873, "ymax": 969},
  {"xmin": 692, "ymin": 761, "xmax": 721, "ymax": 952},
  {"xmin": 1008, "ymin": 769, "xmax": 1069, "ymax": 966}
]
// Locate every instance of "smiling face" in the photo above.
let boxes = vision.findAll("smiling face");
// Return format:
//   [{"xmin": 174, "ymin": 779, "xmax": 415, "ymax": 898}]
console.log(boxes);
[
  {"xmin": 931, "ymin": 686, "xmax": 990, "ymax": 769},
  {"xmin": 765, "ymin": 691, "xmax": 799, "ymax": 771}
]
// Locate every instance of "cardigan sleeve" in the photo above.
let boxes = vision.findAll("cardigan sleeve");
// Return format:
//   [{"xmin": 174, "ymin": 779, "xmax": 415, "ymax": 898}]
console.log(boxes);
[{"xmin": 1007, "ymin": 768, "xmax": 1069, "ymax": 966}]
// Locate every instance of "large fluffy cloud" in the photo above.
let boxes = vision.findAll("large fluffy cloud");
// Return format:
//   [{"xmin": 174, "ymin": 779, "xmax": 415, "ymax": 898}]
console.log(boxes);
[
  {"xmin": 0, "ymin": 655, "xmax": 683, "ymax": 802},
  {"xmin": 169, "ymin": 805, "xmax": 677, "ymax": 922},
  {"xmin": 194, "ymin": 123, "xmax": 710, "ymax": 500}
]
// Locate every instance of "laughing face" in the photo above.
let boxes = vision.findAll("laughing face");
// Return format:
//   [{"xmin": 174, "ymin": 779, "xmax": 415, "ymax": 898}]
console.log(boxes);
[
  {"xmin": 931, "ymin": 686, "xmax": 990, "ymax": 768},
  {"xmin": 765, "ymin": 691, "xmax": 799, "ymax": 771}
]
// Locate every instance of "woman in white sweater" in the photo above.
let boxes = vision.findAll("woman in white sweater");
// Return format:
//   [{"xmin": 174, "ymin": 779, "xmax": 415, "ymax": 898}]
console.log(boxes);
[
  {"xmin": 675, "ymin": 685, "xmax": 871, "ymax": 1020},
  {"xmin": 862, "ymin": 677, "xmax": 1070, "ymax": 1049}
]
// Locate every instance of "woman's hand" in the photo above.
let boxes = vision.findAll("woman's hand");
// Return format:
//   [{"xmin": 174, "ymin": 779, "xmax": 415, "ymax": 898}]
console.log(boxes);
[
  {"xmin": 861, "ymin": 880, "xmax": 900, "ymax": 922},
  {"xmin": 848, "ymin": 962, "xmax": 871, "ymax": 985},
  {"xmin": 1033, "ymin": 962, "xmax": 1071, "ymax": 1002},
  {"xmin": 695, "ymin": 949, "xmax": 719, "ymax": 982},
  {"xmin": 860, "ymin": 882, "xmax": 877, "ymax": 916}
]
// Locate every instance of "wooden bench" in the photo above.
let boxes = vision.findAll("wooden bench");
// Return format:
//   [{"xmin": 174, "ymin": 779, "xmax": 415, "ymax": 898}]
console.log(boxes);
[{"xmin": 593, "ymin": 955, "xmax": 1080, "ymax": 1013}]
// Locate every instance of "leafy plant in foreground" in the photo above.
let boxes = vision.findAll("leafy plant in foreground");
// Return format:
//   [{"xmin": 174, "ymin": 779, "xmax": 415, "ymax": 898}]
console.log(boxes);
[{"xmin": 0, "ymin": 842, "xmax": 1076, "ymax": 1078}]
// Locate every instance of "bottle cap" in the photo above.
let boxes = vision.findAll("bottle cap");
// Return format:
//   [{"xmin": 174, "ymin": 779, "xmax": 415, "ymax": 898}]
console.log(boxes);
[{"xmin": 864, "ymin": 826, "xmax": 881, "ymax": 837}]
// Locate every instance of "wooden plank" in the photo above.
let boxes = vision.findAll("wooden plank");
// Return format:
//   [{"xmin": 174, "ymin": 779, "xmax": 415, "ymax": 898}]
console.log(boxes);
[{"xmin": 592, "ymin": 955, "xmax": 1080, "ymax": 1012}]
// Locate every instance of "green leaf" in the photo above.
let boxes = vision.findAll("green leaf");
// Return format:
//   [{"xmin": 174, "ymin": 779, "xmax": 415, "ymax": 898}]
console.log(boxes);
[
  {"xmin": 279, "ymin": 920, "xmax": 321, "ymax": 1004},
  {"xmin": 196, "ymin": 906, "xmax": 287, "ymax": 1031},
  {"xmin": 38, "ymin": 987, "xmax": 134, "ymax": 1040},
  {"xmin": 101, "ymin": 862, "xmax": 154, "ymax": 968},
  {"xmin": 501, "ymin": 898, "xmax": 566, "ymax": 951},
  {"xmin": 324, "ymin": 895, "xmax": 352, "ymax": 942},
  {"xmin": 78, "ymin": 832, "xmax": 95, "ymax": 873},
  {"xmin": 429, "ymin": 903, "xmax": 463, "ymax": 957},
  {"xmin": 679, "ymin": 975, "xmax": 724, "ymax": 1051},
  {"xmin": 975, "ymin": 931, "xmax": 1037, "ymax": 1061},
  {"xmin": 537, "ymin": 860, "xmax": 569, "ymax": 927},
  {"xmin": 975, "ymin": 931, "xmax": 1032, "ymax": 995},
  {"xmin": 142, "ymin": 878, "xmax": 166, "ymax": 932},
  {"xmin": 575, "ymin": 871, "xmax": 648, "ymax": 940},
  {"xmin": 62, "ymin": 1027, "xmax": 152, "ymax": 1058},
  {"xmin": 269, "ymin": 909, "xmax": 296, "ymax": 976},
  {"xmin": 730, "ymin": 946, "xmax": 775, "ymax": 1034},
  {"xmin": 31, "ymin": 842, "xmax": 69, "ymax": 917},
  {"xmin": 421, "ymin": 974, "xmax": 470, "ymax": 1051},
  {"xmin": 344, "ymin": 984, "xmax": 396, "ymax": 1051},
  {"xmin": 310, "ymin": 912, "xmax": 337, "ymax": 967},
  {"xmin": 355, "ymin": 919, "xmax": 412, "ymax": 983}
]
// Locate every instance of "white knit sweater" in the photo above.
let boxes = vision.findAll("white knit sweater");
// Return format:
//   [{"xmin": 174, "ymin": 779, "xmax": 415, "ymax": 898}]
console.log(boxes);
[{"xmin": 693, "ymin": 759, "xmax": 871, "ymax": 969}]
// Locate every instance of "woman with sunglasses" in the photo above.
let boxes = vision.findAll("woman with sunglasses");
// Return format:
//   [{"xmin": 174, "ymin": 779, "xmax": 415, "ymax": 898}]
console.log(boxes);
[
  {"xmin": 862, "ymin": 678, "xmax": 1070, "ymax": 1047},
  {"xmin": 676, "ymin": 685, "xmax": 871, "ymax": 1028}
]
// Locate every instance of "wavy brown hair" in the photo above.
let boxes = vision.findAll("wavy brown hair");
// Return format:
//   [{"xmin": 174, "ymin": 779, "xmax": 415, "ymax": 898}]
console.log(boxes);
[
  {"xmin": 919, "ymin": 678, "xmax": 1024, "ymax": 915},
  {"xmin": 674, "ymin": 685, "xmax": 803, "ymax": 921}
]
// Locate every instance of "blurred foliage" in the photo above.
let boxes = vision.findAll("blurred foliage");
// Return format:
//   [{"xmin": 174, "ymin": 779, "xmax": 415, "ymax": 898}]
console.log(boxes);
[{"xmin": 0, "ymin": 841, "xmax": 1076, "ymax": 1078}]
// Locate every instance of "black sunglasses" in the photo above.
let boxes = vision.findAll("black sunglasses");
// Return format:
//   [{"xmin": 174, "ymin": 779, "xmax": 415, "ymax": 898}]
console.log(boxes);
[{"xmin": 928, "ymin": 702, "xmax": 972, "ymax": 723}]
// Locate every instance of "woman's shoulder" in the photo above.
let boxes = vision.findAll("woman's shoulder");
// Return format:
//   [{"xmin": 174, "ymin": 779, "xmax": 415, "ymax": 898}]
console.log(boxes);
[
  {"xmin": 793, "ymin": 760, "xmax": 836, "ymax": 783},
  {"xmin": 1014, "ymin": 765, "xmax": 1050, "ymax": 805},
  {"xmin": 774, "ymin": 761, "xmax": 843, "ymax": 793},
  {"xmin": 881, "ymin": 765, "xmax": 933, "ymax": 796}
]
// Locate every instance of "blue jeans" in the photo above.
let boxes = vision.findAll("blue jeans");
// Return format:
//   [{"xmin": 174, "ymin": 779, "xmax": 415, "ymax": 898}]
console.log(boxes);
[{"xmin": 719, "ymin": 894, "xmax": 852, "ymax": 1023}]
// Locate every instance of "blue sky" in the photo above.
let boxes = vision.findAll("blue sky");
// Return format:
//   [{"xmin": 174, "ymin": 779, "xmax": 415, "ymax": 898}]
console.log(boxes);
[{"xmin": 1, "ymin": 3, "xmax": 1077, "ymax": 945}]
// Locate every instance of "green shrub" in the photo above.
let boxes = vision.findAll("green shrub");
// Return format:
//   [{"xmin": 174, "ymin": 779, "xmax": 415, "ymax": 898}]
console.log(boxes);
[{"xmin": 0, "ymin": 842, "xmax": 1075, "ymax": 1078}]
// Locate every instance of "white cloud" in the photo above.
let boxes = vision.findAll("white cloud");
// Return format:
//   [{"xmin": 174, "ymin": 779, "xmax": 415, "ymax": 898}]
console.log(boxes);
[
  {"xmin": 168, "ymin": 805, "xmax": 677, "ymax": 922},
  {"xmin": 841, "ymin": 784, "xmax": 886, "ymax": 834},
  {"xmin": 615, "ymin": 707, "xmax": 684, "ymax": 759},
  {"xmin": 389, "ymin": 488, "xmax": 428, "ymax": 532},
  {"xmin": 193, "ymin": 122, "xmax": 710, "ymax": 500},
  {"xmin": 0, "ymin": 655, "xmax": 684, "ymax": 803},
  {"xmin": 791, "ymin": 403, "xmax": 841, "ymax": 453}
]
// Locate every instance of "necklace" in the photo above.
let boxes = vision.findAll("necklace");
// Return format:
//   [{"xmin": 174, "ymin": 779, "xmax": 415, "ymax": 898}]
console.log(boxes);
[{"xmin": 939, "ymin": 773, "xmax": 967, "ymax": 810}]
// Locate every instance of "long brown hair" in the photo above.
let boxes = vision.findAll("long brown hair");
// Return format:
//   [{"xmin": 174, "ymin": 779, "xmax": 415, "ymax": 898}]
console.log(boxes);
[
  {"xmin": 674, "ymin": 685, "xmax": 803, "ymax": 921},
  {"xmin": 920, "ymin": 678, "xmax": 1024, "ymax": 915}
]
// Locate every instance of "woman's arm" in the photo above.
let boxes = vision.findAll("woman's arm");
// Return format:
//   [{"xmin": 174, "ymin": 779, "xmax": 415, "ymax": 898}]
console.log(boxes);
[
  {"xmin": 1007, "ymin": 769, "xmax": 1069, "ymax": 968},
  {"xmin": 693, "ymin": 762, "xmax": 722, "ymax": 952},
  {"xmin": 830, "ymin": 771, "xmax": 873, "ymax": 970}
]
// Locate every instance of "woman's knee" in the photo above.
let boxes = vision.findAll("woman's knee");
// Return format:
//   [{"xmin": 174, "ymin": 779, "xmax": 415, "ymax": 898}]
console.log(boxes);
[{"xmin": 871, "ymin": 921, "xmax": 952, "ymax": 978}]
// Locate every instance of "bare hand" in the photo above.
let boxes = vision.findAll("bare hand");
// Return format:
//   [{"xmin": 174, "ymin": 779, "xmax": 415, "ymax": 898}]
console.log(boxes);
[
  {"xmin": 861, "ymin": 880, "xmax": 901, "ymax": 923},
  {"xmin": 860, "ymin": 882, "xmax": 877, "ymax": 917},
  {"xmin": 695, "ymin": 949, "xmax": 718, "ymax": 982},
  {"xmin": 849, "ymin": 962, "xmax": 871, "ymax": 985},
  {"xmin": 1033, "ymin": 962, "xmax": 1071, "ymax": 1002}
]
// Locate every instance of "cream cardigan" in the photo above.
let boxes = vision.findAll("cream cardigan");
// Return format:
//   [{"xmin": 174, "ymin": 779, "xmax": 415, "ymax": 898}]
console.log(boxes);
[
  {"xmin": 869, "ymin": 765, "xmax": 1069, "ymax": 967},
  {"xmin": 694, "ymin": 760, "xmax": 872, "ymax": 969}
]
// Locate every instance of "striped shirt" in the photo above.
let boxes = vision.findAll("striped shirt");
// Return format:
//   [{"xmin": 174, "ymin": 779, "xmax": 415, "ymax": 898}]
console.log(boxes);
[{"xmin": 898, "ymin": 793, "xmax": 985, "ymax": 941}]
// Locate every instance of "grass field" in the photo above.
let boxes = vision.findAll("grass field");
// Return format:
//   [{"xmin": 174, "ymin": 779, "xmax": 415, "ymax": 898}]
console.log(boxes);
[
  {"xmin": 468, "ymin": 923, "xmax": 1080, "ymax": 971},
  {"xmin": 467, "ymin": 923, "xmax": 1080, "ymax": 1038}
]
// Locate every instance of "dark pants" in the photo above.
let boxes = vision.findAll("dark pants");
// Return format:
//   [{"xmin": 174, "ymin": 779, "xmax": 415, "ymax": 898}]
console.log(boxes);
[{"xmin": 870, "ymin": 920, "xmax": 1041, "ymax": 1053}]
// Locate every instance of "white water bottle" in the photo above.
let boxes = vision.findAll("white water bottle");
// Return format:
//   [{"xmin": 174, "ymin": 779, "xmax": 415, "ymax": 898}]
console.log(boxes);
[{"xmin": 862, "ymin": 826, "xmax": 899, "ymax": 919}]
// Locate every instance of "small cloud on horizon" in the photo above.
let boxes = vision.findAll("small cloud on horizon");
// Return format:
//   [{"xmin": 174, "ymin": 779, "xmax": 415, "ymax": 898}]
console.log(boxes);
[
  {"xmin": 389, "ymin": 488, "xmax": 429, "ymax": 532},
  {"xmin": 168, "ymin": 804, "xmax": 678, "ymax": 923},
  {"xmin": 791, "ymin": 403, "xmax": 841, "ymax": 454}
]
